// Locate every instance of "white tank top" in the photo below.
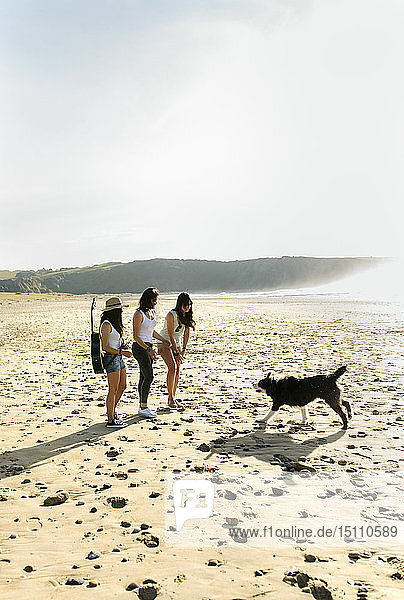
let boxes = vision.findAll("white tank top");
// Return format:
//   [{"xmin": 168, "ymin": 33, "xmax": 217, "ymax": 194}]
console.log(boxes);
[
  {"xmin": 159, "ymin": 310, "xmax": 184, "ymax": 344},
  {"xmin": 100, "ymin": 320, "xmax": 122, "ymax": 350},
  {"xmin": 138, "ymin": 310, "xmax": 157, "ymax": 343}
]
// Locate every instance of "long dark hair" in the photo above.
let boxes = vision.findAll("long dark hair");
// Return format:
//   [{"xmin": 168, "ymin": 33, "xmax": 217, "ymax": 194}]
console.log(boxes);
[
  {"xmin": 138, "ymin": 287, "xmax": 159, "ymax": 313},
  {"xmin": 174, "ymin": 292, "xmax": 195, "ymax": 330},
  {"xmin": 100, "ymin": 308, "xmax": 123, "ymax": 335}
]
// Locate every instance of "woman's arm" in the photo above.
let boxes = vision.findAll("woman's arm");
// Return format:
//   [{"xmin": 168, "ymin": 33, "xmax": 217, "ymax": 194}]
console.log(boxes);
[
  {"xmin": 176, "ymin": 327, "xmax": 190, "ymax": 364},
  {"xmin": 100, "ymin": 322, "xmax": 121, "ymax": 355},
  {"xmin": 181, "ymin": 327, "xmax": 190, "ymax": 354},
  {"xmin": 152, "ymin": 330, "xmax": 170, "ymax": 343},
  {"xmin": 132, "ymin": 310, "xmax": 149, "ymax": 350},
  {"xmin": 165, "ymin": 311, "xmax": 180, "ymax": 353}
]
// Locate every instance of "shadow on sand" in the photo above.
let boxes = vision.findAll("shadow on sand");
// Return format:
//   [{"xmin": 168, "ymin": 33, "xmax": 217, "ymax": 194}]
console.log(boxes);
[
  {"xmin": 206, "ymin": 426, "xmax": 347, "ymax": 466},
  {"xmin": 0, "ymin": 419, "xmax": 347, "ymax": 482},
  {"xmin": 0, "ymin": 415, "xmax": 147, "ymax": 481}
]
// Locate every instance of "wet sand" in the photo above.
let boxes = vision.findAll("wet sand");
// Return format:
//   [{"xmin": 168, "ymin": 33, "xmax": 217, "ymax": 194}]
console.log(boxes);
[{"xmin": 0, "ymin": 293, "xmax": 403, "ymax": 599}]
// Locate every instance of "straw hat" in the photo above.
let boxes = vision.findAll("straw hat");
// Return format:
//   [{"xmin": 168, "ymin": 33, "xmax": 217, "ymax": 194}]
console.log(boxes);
[{"xmin": 102, "ymin": 297, "xmax": 129, "ymax": 312}]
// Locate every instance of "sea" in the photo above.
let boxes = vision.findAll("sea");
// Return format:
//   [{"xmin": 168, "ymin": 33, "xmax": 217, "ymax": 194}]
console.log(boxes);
[{"xmin": 194, "ymin": 258, "xmax": 403, "ymax": 308}]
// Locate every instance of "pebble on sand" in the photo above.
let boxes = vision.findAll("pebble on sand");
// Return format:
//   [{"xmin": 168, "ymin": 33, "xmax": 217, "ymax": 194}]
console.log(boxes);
[
  {"xmin": 310, "ymin": 583, "xmax": 333, "ymax": 599},
  {"xmin": 137, "ymin": 532, "xmax": 160, "ymax": 548},
  {"xmin": 66, "ymin": 577, "xmax": 84, "ymax": 585},
  {"xmin": 283, "ymin": 571, "xmax": 333, "ymax": 599},
  {"xmin": 23, "ymin": 565, "xmax": 34, "ymax": 572},
  {"xmin": 137, "ymin": 581, "xmax": 160, "ymax": 599},
  {"xmin": 197, "ymin": 443, "xmax": 211, "ymax": 452},
  {"xmin": 43, "ymin": 492, "xmax": 69, "ymax": 506},
  {"xmin": 107, "ymin": 496, "xmax": 127, "ymax": 508},
  {"xmin": 304, "ymin": 554, "xmax": 317, "ymax": 563},
  {"xmin": 126, "ymin": 582, "xmax": 139, "ymax": 590}
]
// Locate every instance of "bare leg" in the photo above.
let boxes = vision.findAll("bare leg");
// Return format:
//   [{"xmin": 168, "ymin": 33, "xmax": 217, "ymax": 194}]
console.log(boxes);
[
  {"xmin": 173, "ymin": 360, "xmax": 181, "ymax": 398},
  {"xmin": 158, "ymin": 345, "xmax": 178, "ymax": 406},
  {"xmin": 106, "ymin": 371, "xmax": 120, "ymax": 422},
  {"xmin": 256, "ymin": 408, "xmax": 278, "ymax": 424},
  {"xmin": 114, "ymin": 368, "xmax": 127, "ymax": 412},
  {"xmin": 172, "ymin": 355, "xmax": 184, "ymax": 407},
  {"xmin": 300, "ymin": 406, "xmax": 309, "ymax": 424}
]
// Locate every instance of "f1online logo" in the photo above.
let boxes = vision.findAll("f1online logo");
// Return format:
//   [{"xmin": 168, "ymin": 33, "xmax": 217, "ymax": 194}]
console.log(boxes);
[{"xmin": 173, "ymin": 479, "xmax": 214, "ymax": 531}]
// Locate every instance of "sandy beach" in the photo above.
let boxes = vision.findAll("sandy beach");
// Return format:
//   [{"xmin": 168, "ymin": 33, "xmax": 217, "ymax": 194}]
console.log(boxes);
[{"xmin": 0, "ymin": 293, "xmax": 403, "ymax": 599}]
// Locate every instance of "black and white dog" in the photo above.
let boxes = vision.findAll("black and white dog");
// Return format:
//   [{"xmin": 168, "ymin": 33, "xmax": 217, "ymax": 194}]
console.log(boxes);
[{"xmin": 255, "ymin": 366, "xmax": 352, "ymax": 429}]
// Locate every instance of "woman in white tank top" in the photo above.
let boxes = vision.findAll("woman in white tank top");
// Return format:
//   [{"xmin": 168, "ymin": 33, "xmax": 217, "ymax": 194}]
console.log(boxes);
[
  {"xmin": 157, "ymin": 292, "xmax": 195, "ymax": 410},
  {"xmin": 132, "ymin": 288, "xmax": 169, "ymax": 418},
  {"xmin": 99, "ymin": 297, "xmax": 132, "ymax": 428}
]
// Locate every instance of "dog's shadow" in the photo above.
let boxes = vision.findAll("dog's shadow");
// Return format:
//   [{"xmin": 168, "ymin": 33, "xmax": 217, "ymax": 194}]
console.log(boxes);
[{"xmin": 206, "ymin": 427, "xmax": 346, "ymax": 466}]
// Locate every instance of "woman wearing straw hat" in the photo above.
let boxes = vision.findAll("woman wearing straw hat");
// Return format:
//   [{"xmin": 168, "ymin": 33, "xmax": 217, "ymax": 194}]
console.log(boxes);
[{"xmin": 100, "ymin": 297, "xmax": 132, "ymax": 428}]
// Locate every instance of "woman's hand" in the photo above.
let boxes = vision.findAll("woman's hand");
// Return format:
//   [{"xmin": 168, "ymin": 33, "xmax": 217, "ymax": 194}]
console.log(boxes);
[
  {"xmin": 121, "ymin": 349, "xmax": 132, "ymax": 358},
  {"xmin": 175, "ymin": 352, "xmax": 185, "ymax": 365},
  {"xmin": 148, "ymin": 347, "xmax": 158, "ymax": 361},
  {"xmin": 153, "ymin": 331, "xmax": 170, "ymax": 345}
]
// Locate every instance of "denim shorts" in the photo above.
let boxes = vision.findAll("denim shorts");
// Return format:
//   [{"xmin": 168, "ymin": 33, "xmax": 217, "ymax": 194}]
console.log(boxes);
[{"xmin": 103, "ymin": 353, "xmax": 125, "ymax": 374}]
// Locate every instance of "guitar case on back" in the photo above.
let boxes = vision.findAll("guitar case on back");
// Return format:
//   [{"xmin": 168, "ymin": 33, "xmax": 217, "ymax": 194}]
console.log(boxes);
[{"xmin": 90, "ymin": 298, "xmax": 104, "ymax": 374}]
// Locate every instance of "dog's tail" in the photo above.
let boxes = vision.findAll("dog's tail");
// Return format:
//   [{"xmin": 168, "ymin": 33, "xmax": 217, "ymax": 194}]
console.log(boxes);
[{"xmin": 329, "ymin": 366, "xmax": 347, "ymax": 380}]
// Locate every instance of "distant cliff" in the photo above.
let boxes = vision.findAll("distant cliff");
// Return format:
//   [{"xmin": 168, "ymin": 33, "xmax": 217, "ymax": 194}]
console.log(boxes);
[{"xmin": 0, "ymin": 257, "xmax": 382, "ymax": 294}]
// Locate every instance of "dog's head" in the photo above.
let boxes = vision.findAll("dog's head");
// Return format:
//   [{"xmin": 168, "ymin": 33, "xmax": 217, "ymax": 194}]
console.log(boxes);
[{"xmin": 254, "ymin": 372, "xmax": 275, "ymax": 395}]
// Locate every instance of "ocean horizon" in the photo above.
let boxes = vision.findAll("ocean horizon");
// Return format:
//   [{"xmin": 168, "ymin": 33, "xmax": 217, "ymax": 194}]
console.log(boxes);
[{"xmin": 193, "ymin": 259, "xmax": 403, "ymax": 305}]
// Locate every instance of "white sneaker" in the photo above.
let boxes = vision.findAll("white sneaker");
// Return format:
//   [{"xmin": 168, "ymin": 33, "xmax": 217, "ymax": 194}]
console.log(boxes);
[
  {"xmin": 106, "ymin": 418, "xmax": 127, "ymax": 428},
  {"xmin": 106, "ymin": 412, "xmax": 125, "ymax": 424},
  {"xmin": 114, "ymin": 412, "xmax": 125, "ymax": 425},
  {"xmin": 138, "ymin": 407, "xmax": 157, "ymax": 418}
]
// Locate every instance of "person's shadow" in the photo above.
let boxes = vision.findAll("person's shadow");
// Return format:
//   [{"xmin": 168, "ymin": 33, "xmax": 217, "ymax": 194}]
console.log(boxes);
[
  {"xmin": 0, "ymin": 415, "xmax": 146, "ymax": 481},
  {"xmin": 205, "ymin": 426, "xmax": 347, "ymax": 466},
  {"xmin": 1, "ymin": 420, "xmax": 347, "ymax": 481}
]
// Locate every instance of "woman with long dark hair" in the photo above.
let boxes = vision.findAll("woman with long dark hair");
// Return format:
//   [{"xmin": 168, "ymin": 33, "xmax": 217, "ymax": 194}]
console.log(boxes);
[
  {"xmin": 157, "ymin": 292, "xmax": 195, "ymax": 410},
  {"xmin": 132, "ymin": 288, "xmax": 168, "ymax": 418},
  {"xmin": 100, "ymin": 297, "xmax": 132, "ymax": 428}
]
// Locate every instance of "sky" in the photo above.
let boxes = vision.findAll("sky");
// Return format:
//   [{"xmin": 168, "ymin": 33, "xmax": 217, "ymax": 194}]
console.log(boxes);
[{"xmin": 1, "ymin": 0, "xmax": 403, "ymax": 270}]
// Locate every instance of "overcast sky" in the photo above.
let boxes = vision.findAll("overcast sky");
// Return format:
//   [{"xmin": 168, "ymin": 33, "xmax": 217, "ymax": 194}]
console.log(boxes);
[{"xmin": 1, "ymin": 0, "xmax": 403, "ymax": 270}]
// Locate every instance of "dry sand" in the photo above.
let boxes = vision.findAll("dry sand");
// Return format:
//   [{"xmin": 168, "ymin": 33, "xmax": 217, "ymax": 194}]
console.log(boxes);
[{"xmin": 0, "ymin": 293, "xmax": 403, "ymax": 599}]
